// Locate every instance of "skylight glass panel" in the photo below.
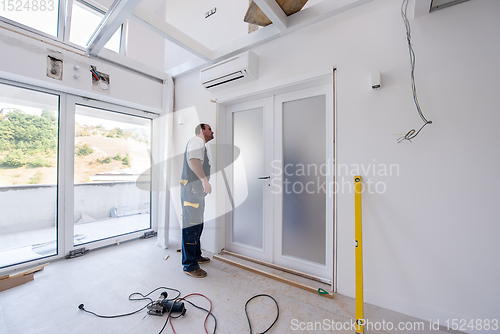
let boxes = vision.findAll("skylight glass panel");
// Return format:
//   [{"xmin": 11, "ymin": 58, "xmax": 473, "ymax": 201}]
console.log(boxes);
[
  {"xmin": 69, "ymin": 0, "xmax": 121, "ymax": 53},
  {"xmin": 0, "ymin": 0, "xmax": 59, "ymax": 36}
]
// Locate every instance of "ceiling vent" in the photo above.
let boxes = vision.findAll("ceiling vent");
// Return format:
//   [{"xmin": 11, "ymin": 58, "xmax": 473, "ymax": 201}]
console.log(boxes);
[
  {"xmin": 200, "ymin": 51, "xmax": 258, "ymax": 89},
  {"xmin": 430, "ymin": 0, "xmax": 469, "ymax": 12}
]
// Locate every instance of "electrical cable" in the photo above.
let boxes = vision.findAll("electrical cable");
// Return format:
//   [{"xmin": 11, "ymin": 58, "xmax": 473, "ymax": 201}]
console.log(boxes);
[
  {"xmin": 78, "ymin": 286, "xmax": 217, "ymax": 334},
  {"xmin": 78, "ymin": 287, "xmax": 180, "ymax": 319},
  {"xmin": 398, "ymin": 0, "xmax": 432, "ymax": 143},
  {"xmin": 171, "ymin": 293, "xmax": 217, "ymax": 334},
  {"xmin": 158, "ymin": 305, "xmax": 175, "ymax": 334},
  {"xmin": 244, "ymin": 294, "xmax": 279, "ymax": 334}
]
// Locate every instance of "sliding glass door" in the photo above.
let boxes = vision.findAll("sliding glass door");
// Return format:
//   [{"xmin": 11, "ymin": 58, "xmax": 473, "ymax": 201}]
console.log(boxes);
[
  {"xmin": 73, "ymin": 104, "xmax": 152, "ymax": 246},
  {"xmin": 0, "ymin": 82, "xmax": 60, "ymax": 268},
  {"xmin": 0, "ymin": 81, "xmax": 158, "ymax": 270}
]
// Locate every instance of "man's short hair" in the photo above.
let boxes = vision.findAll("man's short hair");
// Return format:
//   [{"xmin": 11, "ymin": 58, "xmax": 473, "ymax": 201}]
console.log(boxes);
[{"xmin": 195, "ymin": 123, "xmax": 208, "ymax": 135}]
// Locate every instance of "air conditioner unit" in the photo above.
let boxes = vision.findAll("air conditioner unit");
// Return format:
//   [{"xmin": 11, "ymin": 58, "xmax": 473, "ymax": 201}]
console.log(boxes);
[{"xmin": 200, "ymin": 51, "xmax": 258, "ymax": 89}]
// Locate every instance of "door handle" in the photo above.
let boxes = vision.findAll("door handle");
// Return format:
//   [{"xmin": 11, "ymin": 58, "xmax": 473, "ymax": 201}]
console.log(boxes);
[{"xmin": 258, "ymin": 176, "xmax": 270, "ymax": 180}]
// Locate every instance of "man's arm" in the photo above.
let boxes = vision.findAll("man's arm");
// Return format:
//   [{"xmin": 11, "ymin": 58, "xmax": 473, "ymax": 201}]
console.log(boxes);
[{"xmin": 190, "ymin": 158, "xmax": 212, "ymax": 194}]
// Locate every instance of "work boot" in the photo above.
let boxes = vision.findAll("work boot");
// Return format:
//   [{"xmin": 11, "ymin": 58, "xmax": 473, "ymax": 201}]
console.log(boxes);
[
  {"xmin": 185, "ymin": 267, "xmax": 207, "ymax": 278},
  {"xmin": 198, "ymin": 256, "xmax": 211, "ymax": 264}
]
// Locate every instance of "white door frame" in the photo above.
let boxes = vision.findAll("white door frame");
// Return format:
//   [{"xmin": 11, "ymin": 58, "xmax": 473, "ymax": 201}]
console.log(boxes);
[
  {"xmin": 216, "ymin": 68, "xmax": 335, "ymax": 281},
  {"xmin": 0, "ymin": 78, "xmax": 162, "ymax": 274},
  {"xmin": 64, "ymin": 95, "xmax": 158, "ymax": 253},
  {"xmin": 272, "ymin": 84, "xmax": 334, "ymax": 279}
]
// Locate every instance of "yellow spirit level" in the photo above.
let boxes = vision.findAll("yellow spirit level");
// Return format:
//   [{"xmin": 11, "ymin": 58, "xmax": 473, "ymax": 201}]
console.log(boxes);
[{"xmin": 354, "ymin": 176, "xmax": 364, "ymax": 334}]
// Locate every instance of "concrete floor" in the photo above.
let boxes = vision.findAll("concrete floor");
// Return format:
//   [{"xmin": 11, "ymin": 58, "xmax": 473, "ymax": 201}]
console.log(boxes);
[{"xmin": 0, "ymin": 237, "xmax": 457, "ymax": 334}]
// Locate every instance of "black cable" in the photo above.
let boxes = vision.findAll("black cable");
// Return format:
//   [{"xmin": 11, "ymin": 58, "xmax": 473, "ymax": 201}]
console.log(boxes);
[
  {"xmin": 78, "ymin": 287, "xmax": 181, "ymax": 319},
  {"xmin": 78, "ymin": 286, "xmax": 217, "ymax": 334},
  {"xmin": 244, "ymin": 294, "xmax": 279, "ymax": 334},
  {"xmin": 158, "ymin": 305, "xmax": 174, "ymax": 334},
  {"xmin": 398, "ymin": 0, "xmax": 432, "ymax": 143},
  {"xmin": 78, "ymin": 302, "xmax": 151, "ymax": 319},
  {"xmin": 181, "ymin": 298, "xmax": 217, "ymax": 334},
  {"xmin": 129, "ymin": 286, "xmax": 181, "ymax": 303}
]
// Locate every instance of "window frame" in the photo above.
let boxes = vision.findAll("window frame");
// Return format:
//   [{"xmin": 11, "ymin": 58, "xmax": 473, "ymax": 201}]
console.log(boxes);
[
  {"xmin": 0, "ymin": 77, "xmax": 159, "ymax": 275},
  {"xmin": 0, "ymin": 0, "xmax": 124, "ymax": 54}
]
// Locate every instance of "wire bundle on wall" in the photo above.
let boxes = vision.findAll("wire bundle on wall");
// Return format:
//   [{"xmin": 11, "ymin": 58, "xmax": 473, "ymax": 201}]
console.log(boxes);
[{"xmin": 398, "ymin": 0, "xmax": 432, "ymax": 143}]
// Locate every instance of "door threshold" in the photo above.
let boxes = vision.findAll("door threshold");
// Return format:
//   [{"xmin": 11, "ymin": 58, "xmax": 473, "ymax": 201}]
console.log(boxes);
[
  {"xmin": 214, "ymin": 253, "xmax": 333, "ymax": 299},
  {"xmin": 221, "ymin": 249, "xmax": 331, "ymax": 284}
]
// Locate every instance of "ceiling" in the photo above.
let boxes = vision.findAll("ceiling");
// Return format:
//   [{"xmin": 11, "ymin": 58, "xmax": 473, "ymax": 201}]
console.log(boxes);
[{"xmin": 84, "ymin": 0, "xmax": 460, "ymax": 78}]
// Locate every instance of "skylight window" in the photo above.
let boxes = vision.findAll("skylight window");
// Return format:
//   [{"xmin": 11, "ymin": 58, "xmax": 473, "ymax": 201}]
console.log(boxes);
[
  {"xmin": 0, "ymin": 0, "xmax": 59, "ymax": 36},
  {"xmin": 69, "ymin": 0, "xmax": 122, "ymax": 53}
]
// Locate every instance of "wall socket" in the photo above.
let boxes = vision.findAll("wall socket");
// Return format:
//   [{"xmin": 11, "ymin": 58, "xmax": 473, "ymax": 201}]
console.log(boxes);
[
  {"xmin": 47, "ymin": 56, "xmax": 63, "ymax": 80},
  {"xmin": 91, "ymin": 65, "xmax": 110, "ymax": 93}
]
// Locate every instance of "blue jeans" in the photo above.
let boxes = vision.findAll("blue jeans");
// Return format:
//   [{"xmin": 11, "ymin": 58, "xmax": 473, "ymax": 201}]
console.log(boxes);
[{"xmin": 182, "ymin": 223, "xmax": 204, "ymax": 272}]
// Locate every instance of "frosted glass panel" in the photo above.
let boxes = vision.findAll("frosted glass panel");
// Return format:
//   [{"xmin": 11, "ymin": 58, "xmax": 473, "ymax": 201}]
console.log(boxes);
[
  {"xmin": 232, "ymin": 108, "xmax": 263, "ymax": 249},
  {"xmin": 282, "ymin": 95, "xmax": 326, "ymax": 265}
]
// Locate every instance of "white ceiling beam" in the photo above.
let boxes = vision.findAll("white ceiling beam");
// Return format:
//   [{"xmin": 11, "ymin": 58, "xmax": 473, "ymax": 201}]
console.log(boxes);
[
  {"xmin": 88, "ymin": 0, "xmax": 143, "ymax": 57},
  {"xmin": 166, "ymin": 58, "xmax": 208, "ymax": 78},
  {"xmin": 131, "ymin": 6, "xmax": 212, "ymax": 61},
  {"xmin": 286, "ymin": 0, "xmax": 374, "ymax": 31},
  {"xmin": 166, "ymin": 0, "xmax": 374, "ymax": 77},
  {"xmin": 253, "ymin": 0, "xmax": 289, "ymax": 31}
]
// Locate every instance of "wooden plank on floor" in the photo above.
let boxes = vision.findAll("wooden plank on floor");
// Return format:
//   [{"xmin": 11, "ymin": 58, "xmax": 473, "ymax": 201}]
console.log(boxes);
[
  {"xmin": 221, "ymin": 249, "xmax": 331, "ymax": 284},
  {"xmin": 0, "ymin": 273, "xmax": 34, "ymax": 292},
  {"xmin": 9, "ymin": 263, "xmax": 50, "ymax": 278},
  {"xmin": 213, "ymin": 254, "xmax": 334, "ymax": 299}
]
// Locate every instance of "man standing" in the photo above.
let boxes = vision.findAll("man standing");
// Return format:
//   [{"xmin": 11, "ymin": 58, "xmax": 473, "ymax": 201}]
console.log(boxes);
[{"xmin": 180, "ymin": 123, "xmax": 214, "ymax": 278}]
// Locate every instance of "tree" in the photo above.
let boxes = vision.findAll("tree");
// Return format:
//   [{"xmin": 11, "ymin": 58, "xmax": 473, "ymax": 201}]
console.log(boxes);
[
  {"xmin": 41, "ymin": 110, "xmax": 57, "ymax": 123},
  {"xmin": 3, "ymin": 110, "xmax": 57, "ymax": 152}
]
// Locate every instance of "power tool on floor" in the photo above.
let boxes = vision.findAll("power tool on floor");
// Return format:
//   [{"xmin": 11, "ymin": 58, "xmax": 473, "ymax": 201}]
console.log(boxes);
[{"xmin": 147, "ymin": 292, "xmax": 187, "ymax": 317}]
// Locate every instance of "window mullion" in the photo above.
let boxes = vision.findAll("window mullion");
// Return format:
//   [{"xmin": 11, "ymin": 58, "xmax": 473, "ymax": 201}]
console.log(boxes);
[
  {"xmin": 63, "ymin": 0, "xmax": 74, "ymax": 43},
  {"xmin": 57, "ymin": 0, "xmax": 66, "ymax": 41}
]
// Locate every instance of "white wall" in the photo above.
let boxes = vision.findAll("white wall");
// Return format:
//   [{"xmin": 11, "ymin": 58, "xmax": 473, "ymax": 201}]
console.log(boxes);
[
  {"xmin": 0, "ymin": 23, "xmax": 164, "ymax": 112},
  {"xmin": 126, "ymin": 2, "xmax": 166, "ymax": 72},
  {"xmin": 171, "ymin": 0, "xmax": 500, "ymax": 329}
]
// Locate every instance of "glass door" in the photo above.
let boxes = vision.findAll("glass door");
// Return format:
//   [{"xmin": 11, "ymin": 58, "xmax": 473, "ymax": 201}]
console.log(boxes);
[
  {"xmin": 0, "ymin": 82, "xmax": 160, "ymax": 272},
  {"xmin": 225, "ymin": 97, "xmax": 274, "ymax": 262},
  {"xmin": 224, "ymin": 84, "xmax": 334, "ymax": 280},
  {"xmin": 0, "ymin": 82, "xmax": 60, "ymax": 268},
  {"xmin": 273, "ymin": 85, "xmax": 334, "ymax": 279},
  {"xmin": 66, "ymin": 96, "xmax": 156, "ymax": 251}
]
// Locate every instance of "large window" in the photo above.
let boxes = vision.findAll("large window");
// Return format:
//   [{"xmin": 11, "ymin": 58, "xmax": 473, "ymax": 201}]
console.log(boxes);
[
  {"xmin": 0, "ymin": 81, "xmax": 157, "ymax": 270},
  {"xmin": 73, "ymin": 105, "xmax": 151, "ymax": 245},
  {"xmin": 0, "ymin": 82, "xmax": 59, "ymax": 268},
  {"xmin": 0, "ymin": 0, "xmax": 60, "ymax": 36}
]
